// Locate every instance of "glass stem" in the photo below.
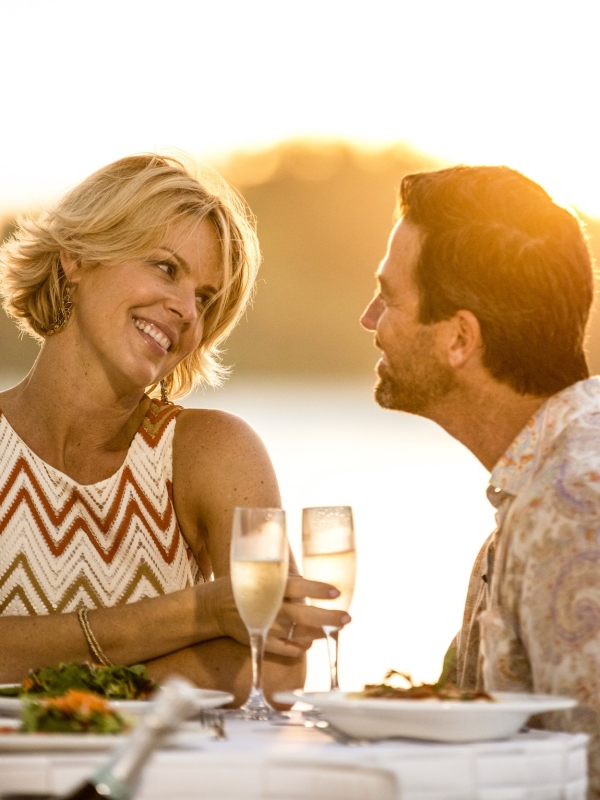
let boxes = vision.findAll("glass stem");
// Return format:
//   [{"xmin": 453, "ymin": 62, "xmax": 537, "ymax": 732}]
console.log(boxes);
[
  {"xmin": 323, "ymin": 626, "xmax": 340, "ymax": 690},
  {"xmin": 249, "ymin": 631, "xmax": 265, "ymax": 699}
]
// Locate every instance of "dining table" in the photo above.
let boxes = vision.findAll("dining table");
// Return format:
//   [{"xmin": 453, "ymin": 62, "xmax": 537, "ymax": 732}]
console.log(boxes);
[{"xmin": 0, "ymin": 714, "xmax": 588, "ymax": 800}]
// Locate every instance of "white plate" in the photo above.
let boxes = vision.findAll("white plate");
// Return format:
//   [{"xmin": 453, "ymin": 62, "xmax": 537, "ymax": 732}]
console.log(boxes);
[
  {"xmin": 110, "ymin": 689, "xmax": 233, "ymax": 717},
  {"xmin": 274, "ymin": 691, "xmax": 578, "ymax": 742},
  {"xmin": 0, "ymin": 685, "xmax": 233, "ymax": 719},
  {"xmin": 0, "ymin": 717, "xmax": 220, "ymax": 751},
  {"xmin": 0, "ymin": 718, "xmax": 126, "ymax": 751}
]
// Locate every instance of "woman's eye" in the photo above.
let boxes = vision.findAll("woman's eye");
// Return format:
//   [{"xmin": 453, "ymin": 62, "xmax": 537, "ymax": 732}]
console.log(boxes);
[{"xmin": 156, "ymin": 261, "xmax": 175, "ymax": 276}]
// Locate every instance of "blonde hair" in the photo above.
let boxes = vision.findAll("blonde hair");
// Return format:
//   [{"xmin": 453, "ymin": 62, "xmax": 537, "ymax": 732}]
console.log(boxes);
[{"xmin": 0, "ymin": 154, "xmax": 261, "ymax": 398}]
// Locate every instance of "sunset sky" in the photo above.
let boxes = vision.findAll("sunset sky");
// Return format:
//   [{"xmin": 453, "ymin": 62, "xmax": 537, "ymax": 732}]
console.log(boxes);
[{"xmin": 1, "ymin": 0, "xmax": 599, "ymax": 215}]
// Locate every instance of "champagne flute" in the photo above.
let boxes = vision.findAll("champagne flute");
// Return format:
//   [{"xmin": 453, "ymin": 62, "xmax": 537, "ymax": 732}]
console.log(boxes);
[
  {"xmin": 302, "ymin": 506, "xmax": 356, "ymax": 691},
  {"xmin": 230, "ymin": 506, "xmax": 289, "ymax": 720}
]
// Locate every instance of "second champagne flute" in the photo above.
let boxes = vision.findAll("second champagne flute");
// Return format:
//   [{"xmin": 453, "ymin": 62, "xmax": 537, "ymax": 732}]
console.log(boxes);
[
  {"xmin": 230, "ymin": 506, "xmax": 289, "ymax": 720},
  {"xmin": 302, "ymin": 506, "xmax": 356, "ymax": 691}
]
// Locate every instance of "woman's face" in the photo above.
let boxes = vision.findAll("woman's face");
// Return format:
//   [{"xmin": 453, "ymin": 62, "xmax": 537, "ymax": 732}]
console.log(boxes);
[{"xmin": 66, "ymin": 216, "xmax": 222, "ymax": 394}]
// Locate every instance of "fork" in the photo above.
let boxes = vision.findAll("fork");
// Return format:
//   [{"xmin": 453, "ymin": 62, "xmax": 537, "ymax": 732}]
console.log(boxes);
[
  {"xmin": 187, "ymin": 708, "xmax": 227, "ymax": 740},
  {"xmin": 302, "ymin": 711, "xmax": 370, "ymax": 746}
]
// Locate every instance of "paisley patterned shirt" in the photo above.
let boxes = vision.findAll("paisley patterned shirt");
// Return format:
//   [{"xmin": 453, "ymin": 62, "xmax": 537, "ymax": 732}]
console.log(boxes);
[{"xmin": 453, "ymin": 377, "xmax": 600, "ymax": 798}]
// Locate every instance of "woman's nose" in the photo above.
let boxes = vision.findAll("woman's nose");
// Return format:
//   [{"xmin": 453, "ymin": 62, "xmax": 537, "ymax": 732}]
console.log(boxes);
[{"xmin": 168, "ymin": 284, "xmax": 198, "ymax": 323}]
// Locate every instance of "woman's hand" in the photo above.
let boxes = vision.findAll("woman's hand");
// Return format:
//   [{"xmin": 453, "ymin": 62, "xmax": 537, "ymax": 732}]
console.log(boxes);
[
  {"xmin": 266, "ymin": 576, "xmax": 350, "ymax": 656},
  {"xmin": 204, "ymin": 575, "xmax": 350, "ymax": 657}
]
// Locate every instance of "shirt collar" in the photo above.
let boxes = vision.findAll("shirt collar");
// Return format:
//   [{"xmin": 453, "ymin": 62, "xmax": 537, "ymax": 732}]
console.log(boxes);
[{"xmin": 488, "ymin": 377, "xmax": 600, "ymax": 502}]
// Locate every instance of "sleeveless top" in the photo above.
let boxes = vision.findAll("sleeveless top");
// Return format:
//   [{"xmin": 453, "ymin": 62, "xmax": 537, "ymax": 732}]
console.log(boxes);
[{"xmin": 0, "ymin": 400, "xmax": 200, "ymax": 616}]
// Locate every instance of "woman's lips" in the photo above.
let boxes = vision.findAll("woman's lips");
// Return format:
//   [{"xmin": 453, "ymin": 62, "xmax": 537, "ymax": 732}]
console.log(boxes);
[{"xmin": 133, "ymin": 318, "xmax": 173, "ymax": 351}]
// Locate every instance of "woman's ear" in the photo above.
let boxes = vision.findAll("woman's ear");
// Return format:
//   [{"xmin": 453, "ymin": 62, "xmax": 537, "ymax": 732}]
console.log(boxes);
[{"xmin": 59, "ymin": 250, "xmax": 80, "ymax": 283}]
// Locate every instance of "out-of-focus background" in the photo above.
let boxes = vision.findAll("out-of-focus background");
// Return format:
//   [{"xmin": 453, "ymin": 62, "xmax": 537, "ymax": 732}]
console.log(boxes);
[{"xmin": 1, "ymin": 0, "xmax": 599, "ymax": 689}]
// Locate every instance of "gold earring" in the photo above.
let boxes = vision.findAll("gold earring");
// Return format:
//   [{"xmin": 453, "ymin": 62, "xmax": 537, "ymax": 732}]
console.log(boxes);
[
  {"xmin": 49, "ymin": 284, "xmax": 73, "ymax": 334},
  {"xmin": 160, "ymin": 379, "xmax": 169, "ymax": 403}
]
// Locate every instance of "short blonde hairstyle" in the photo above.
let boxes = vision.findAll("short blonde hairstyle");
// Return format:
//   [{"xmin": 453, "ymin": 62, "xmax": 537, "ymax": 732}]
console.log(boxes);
[{"xmin": 0, "ymin": 154, "xmax": 261, "ymax": 398}]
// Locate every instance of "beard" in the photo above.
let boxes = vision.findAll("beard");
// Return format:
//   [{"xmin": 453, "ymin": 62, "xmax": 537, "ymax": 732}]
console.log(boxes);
[{"xmin": 374, "ymin": 330, "xmax": 458, "ymax": 415}]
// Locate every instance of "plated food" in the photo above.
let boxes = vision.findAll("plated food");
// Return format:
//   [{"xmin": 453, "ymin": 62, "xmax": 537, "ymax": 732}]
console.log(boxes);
[
  {"xmin": 0, "ymin": 663, "xmax": 233, "ymax": 756},
  {"xmin": 275, "ymin": 690, "xmax": 578, "ymax": 742},
  {"xmin": 350, "ymin": 669, "xmax": 494, "ymax": 702},
  {"xmin": 0, "ymin": 662, "xmax": 234, "ymax": 721},
  {"xmin": 21, "ymin": 690, "xmax": 128, "ymax": 734},
  {"xmin": 0, "ymin": 688, "xmax": 129, "ymax": 752},
  {"xmin": 0, "ymin": 662, "xmax": 157, "ymax": 701},
  {"xmin": 0, "ymin": 719, "xmax": 129, "ymax": 752}
]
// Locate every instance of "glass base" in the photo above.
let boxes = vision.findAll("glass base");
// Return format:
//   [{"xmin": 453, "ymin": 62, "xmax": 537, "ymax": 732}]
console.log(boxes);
[
  {"xmin": 228, "ymin": 704, "xmax": 287, "ymax": 721},
  {"xmin": 228, "ymin": 689, "xmax": 287, "ymax": 721}
]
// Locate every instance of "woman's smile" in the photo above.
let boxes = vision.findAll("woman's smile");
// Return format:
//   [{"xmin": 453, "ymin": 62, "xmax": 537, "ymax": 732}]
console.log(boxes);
[{"xmin": 133, "ymin": 317, "xmax": 174, "ymax": 353}]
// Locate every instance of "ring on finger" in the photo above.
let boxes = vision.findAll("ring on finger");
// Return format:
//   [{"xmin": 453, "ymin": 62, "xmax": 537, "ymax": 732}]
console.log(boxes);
[{"xmin": 287, "ymin": 622, "xmax": 297, "ymax": 641}]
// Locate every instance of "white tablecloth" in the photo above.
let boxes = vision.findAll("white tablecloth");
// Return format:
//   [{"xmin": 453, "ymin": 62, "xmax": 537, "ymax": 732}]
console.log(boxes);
[{"xmin": 0, "ymin": 718, "xmax": 588, "ymax": 800}]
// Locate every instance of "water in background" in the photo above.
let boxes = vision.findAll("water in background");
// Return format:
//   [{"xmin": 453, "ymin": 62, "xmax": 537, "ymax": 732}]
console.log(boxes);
[{"xmin": 186, "ymin": 376, "xmax": 496, "ymax": 691}]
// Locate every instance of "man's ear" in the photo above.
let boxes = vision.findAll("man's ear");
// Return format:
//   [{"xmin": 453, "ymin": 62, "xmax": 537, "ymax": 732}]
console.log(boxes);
[{"xmin": 443, "ymin": 309, "xmax": 483, "ymax": 368}]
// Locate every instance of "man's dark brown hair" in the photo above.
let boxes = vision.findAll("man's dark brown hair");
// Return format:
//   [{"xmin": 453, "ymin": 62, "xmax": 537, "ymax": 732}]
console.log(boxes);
[{"xmin": 399, "ymin": 165, "xmax": 594, "ymax": 396}]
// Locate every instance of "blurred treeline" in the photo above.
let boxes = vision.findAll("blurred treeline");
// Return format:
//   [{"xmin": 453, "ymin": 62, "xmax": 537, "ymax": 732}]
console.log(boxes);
[{"xmin": 2, "ymin": 140, "xmax": 600, "ymax": 379}]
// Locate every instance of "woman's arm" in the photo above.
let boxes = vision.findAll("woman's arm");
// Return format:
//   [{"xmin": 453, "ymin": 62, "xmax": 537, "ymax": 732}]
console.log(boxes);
[
  {"xmin": 0, "ymin": 572, "xmax": 336, "ymax": 684},
  {"xmin": 144, "ymin": 638, "xmax": 306, "ymax": 708},
  {"xmin": 172, "ymin": 408, "xmax": 282, "ymax": 578},
  {"xmin": 173, "ymin": 409, "xmax": 349, "ymax": 656},
  {"xmin": 0, "ymin": 581, "xmax": 221, "ymax": 683}
]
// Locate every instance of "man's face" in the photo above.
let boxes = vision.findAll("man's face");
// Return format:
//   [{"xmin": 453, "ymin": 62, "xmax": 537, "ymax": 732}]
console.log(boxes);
[{"xmin": 360, "ymin": 219, "xmax": 457, "ymax": 415}]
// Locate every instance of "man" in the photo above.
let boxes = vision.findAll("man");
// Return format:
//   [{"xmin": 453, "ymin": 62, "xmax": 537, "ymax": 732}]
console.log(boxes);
[{"xmin": 361, "ymin": 165, "xmax": 600, "ymax": 795}]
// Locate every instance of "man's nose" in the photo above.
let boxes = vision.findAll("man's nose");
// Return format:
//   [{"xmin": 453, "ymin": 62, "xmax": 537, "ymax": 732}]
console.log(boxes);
[{"xmin": 360, "ymin": 295, "xmax": 382, "ymax": 331}]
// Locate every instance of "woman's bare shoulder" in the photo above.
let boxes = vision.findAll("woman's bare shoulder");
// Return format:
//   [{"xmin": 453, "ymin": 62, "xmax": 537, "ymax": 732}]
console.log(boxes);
[
  {"xmin": 173, "ymin": 407, "xmax": 277, "ymax": 486},
  {"xmin": 172, "ymin": 407, "xmax": 280, "ymax": 539},
  {"xmin": 174, "ymin": 406, "xmax": 266, "ymax": 452}
]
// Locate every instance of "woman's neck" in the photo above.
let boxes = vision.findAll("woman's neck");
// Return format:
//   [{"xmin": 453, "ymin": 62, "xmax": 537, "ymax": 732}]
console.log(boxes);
[{"xmin": 0, "ymin": 343, "xmax": 151, "ymax": 484}]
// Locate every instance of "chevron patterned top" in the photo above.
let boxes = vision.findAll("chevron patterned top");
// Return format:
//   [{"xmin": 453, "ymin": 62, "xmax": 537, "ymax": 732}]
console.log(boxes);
[{"xmin": 0, "ymin": 400, "xmax": 201, "ymax": 616}]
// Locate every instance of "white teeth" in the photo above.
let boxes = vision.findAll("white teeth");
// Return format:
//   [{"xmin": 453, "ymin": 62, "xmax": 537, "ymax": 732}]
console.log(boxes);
[{"xmin": 134, "ymin": 319, "xmax": 172, "ymax": 350}]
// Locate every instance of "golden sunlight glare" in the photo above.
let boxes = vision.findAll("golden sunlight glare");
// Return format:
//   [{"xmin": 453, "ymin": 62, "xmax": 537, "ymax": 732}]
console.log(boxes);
[{"xmin": 0, "ymin": 0, "xmax": 598, "ymax": 216}]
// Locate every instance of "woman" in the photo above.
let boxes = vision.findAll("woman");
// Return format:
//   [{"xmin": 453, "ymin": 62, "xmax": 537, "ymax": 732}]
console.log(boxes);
[{"xmin": 0, "ymin": 154, "xmax": 348, "ymax": 702}]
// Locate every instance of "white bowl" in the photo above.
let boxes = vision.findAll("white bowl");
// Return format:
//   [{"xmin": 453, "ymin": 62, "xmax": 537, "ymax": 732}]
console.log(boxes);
[{"xmin": 276, "ymin": 691, "xmax": 577, "ymax": 742}]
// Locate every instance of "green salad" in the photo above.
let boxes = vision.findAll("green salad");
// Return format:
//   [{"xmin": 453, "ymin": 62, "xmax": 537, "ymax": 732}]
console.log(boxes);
[
  {"xmin": 0, "ymin": 662, "xmax": 157, "ymax": 700},
  {"xmin": 20, "ymin": 690, "xmax": 127, "ymax": 734}
]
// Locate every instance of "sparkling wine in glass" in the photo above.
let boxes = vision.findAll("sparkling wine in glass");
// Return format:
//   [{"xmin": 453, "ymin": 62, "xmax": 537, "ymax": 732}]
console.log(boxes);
[
  {"xmin": 302, "ymin": 506, "xmax": 356, "ymax": 691},
  {"xmin": 230, "ymin": 506, "xmax": 289, "ymax": 720}
]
